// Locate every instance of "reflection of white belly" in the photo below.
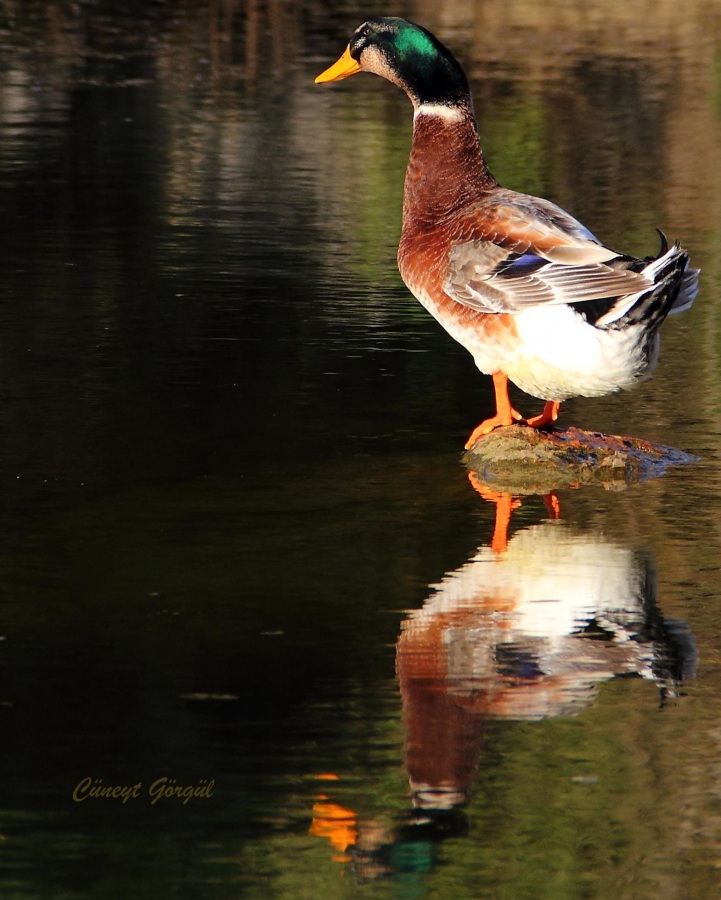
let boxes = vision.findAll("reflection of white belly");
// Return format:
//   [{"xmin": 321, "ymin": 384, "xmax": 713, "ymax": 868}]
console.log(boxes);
[
  {"xmin": 425, "ymin": 523, "xmax": 656, "ymax": 716},
  {"xmin": 423, "ymin": 521, "xmax": 647, "ymax": 640},
  {"xmin": 400, "ymin": 521, "xmax": 670, "ymax": 720}
]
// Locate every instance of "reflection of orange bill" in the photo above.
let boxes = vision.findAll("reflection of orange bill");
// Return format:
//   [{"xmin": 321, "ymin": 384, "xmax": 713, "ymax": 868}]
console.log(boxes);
[{"xmin": 309, "ymin": 801, "xmax": 357, "ymax": 856}]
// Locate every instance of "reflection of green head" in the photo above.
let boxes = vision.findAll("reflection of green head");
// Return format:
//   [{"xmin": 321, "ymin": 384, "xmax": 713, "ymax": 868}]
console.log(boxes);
[{"xmin": 349, "ymin": 17, "xmax": 471, "ymax": 108}]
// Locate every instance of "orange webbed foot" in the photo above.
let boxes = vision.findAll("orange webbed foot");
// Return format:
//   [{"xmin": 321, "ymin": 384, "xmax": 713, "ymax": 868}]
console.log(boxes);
[
  {"xmin": 524, "ymin": 400, "xmax": 561, "ymax": 430},
  {"xmin": 465, "ymin": 407, "xmax": 524, "ymax": 449}
]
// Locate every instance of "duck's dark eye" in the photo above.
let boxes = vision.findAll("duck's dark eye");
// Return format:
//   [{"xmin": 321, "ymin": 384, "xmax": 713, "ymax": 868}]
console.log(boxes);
[{"xmin": 350, "ymin": 27, "xmax": 370, "ymax": 56}]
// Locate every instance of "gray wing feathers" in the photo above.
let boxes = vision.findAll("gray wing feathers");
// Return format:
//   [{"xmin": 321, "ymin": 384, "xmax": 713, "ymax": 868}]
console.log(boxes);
[{"xmin": 445, "ymin": 241, "xmax": 650, "ymax": 315}]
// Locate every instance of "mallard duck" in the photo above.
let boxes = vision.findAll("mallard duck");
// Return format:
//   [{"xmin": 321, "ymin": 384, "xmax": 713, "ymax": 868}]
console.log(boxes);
[{"xmin": 316, "ymin": 17, "xmax": 698, "ymax": 448}]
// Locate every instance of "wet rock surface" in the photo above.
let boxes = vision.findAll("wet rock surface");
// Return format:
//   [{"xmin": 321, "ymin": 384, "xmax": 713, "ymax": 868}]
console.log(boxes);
[{"xmin": 462, "ymin": 425, "xmax": 698, "ymax": 493}]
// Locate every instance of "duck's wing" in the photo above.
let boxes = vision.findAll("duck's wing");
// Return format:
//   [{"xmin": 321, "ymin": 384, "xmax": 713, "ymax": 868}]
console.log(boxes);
[{"xmin": 444, "ymin": 191, "xmax": 650, "ymax": 314}]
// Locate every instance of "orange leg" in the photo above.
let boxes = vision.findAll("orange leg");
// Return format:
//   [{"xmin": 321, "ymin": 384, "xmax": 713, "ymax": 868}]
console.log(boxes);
[
  {"xmin": 524, "ymin": 400, "xmax": 561, "ymax": 430},
  {"xmin": 465, "ymin": 373, "xmax": 524, "ymax": 449}
]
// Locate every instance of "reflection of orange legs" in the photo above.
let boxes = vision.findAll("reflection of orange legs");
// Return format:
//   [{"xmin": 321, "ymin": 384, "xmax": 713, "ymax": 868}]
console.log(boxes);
[
  {"xmin": 525, "ymin": 400, "xmax": 561, "ymax": 430},
  {"xmin": 465, "ymin": 373, "xmax": 523, "ymax": 449},
  {"xmin": 543, "ymin": 491, "xmax": 561, "ymax": 520},
  {"xmin": 467, "ymin": 475, "xmax": 521, "ymax": 554},
  {"xmin": 468, "ymin": 477, "xmax": 563, "ymax": 550}
]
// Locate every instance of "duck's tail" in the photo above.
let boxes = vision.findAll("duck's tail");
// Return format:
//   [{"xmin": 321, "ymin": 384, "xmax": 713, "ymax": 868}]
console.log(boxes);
[
  {"xmin": 650, "ymin": 230, "xmax": 699, "ymax": 316},
  {"xmin": 668, "ymin": 263, "xmax": 700, "ymax": 316},
  {"xmin": 598, "ymin": 238, "xmax": 696, "ymax": 331}
]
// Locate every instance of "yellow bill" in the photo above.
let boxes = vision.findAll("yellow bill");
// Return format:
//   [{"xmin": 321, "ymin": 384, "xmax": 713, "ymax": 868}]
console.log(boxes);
[{"xmin": 315, "ymin": 45, "xmax": 361, "ymax": 83}]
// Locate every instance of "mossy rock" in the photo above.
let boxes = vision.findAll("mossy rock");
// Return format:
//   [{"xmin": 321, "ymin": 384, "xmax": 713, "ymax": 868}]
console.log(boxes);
[{"xmin": 462, "ymin": 425, "xmax": 697, "ymax": 494}]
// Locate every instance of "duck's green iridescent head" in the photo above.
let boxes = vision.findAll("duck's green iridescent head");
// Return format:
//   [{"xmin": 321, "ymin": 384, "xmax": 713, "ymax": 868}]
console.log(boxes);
[{"xmin": 316, "ymin": 17, "xmax": 471, "ymax": 110}]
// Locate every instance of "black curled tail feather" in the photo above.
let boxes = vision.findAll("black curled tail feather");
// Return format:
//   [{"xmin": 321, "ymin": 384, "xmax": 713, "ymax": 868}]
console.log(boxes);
[{"xmin": 655, "ymin": 229, "xmax": 669, "ymax": 258}]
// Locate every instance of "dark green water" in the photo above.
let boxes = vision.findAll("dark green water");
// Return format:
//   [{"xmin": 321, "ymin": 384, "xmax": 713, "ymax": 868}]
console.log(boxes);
[{"xmin": 1, "ymin": 1, "xmax": 721, "ymax": 896}]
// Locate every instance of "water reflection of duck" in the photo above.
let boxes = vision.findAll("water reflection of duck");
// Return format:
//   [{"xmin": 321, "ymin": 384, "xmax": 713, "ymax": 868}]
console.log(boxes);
[
  {"xmin": 316, "ymin": 18, "xmax": 698, "ymax": 448},
  {"xmin": 397, "ymin": 487, "xmax": 697, "ymax": 812},
  {"xmin": 309, "ymin": 488, "xmax": 696, "ymax": 880}
]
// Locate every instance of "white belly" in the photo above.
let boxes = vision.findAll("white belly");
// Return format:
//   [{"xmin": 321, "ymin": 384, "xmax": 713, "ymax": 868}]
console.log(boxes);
[
  {"xmin": 411, "ymin": 285, "xmax": 657, "ymax": 401},
  {"xmin": 505, "ymin": 307, "xmax": 657, "ymax": 401}
]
